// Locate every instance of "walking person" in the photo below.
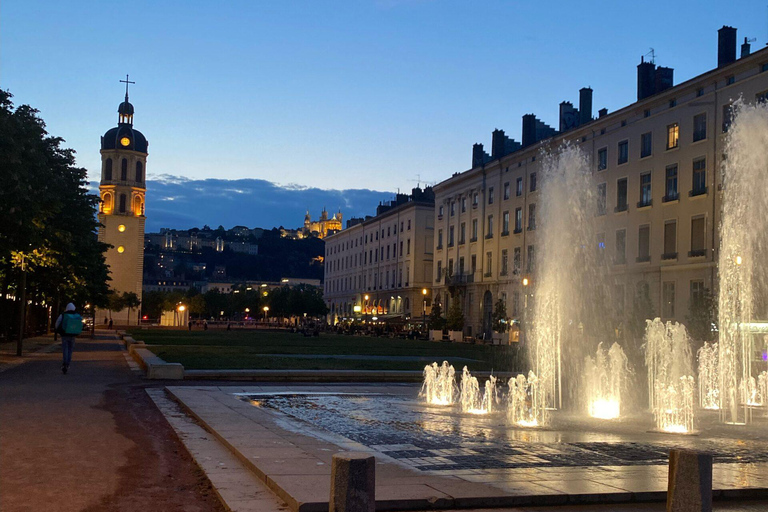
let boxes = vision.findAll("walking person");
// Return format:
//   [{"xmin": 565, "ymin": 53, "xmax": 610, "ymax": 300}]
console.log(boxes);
[
  {"xmin": 108, "ymin": 318, "xmax": 113, "ymax": 330},
  {"xmin": 55, "ymin": 303, "xmax": 83, "ymax": 374}
]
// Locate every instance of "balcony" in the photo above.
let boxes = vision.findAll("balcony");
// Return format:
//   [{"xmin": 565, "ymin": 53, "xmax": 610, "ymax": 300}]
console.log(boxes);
[
  {"xmin": 689, "ymin": 249, "xmax": 707, "ymax": 257},
  {"xmin": 447, "ymin": 242, "xmax": 454, "ymax": 248},
  {"xmin": 662, "ymin": 193, "xmax": 679, "ymax": 203},
  {"xmin": 501, "ymin": 230, "xmax": 510, "ymax": 237},
  {"xmin": 637, "ymin": 199, "xmax": 652, "ymax": 209},
  {"xmin": 661, "ymin": 252, "xmax": 678, "ymax": 260},
  {"xmin": 485, "ymin": 233, "xmax": 493, "ymax": 239},
  {"xmin": 636, "ymin": 255, "xmax": 651, "ymax": 263},
  {"xmin": 615, "ymin": 203, "xmax": 628, "ymax": 213},
  {"xmin": 689, "ymin": 187, "xmax": 708, "ymax": 197},
  {"xmin": 436, "ymin": 244, "xmax": 443, "ymax": 250},
  {"xmin": 447, "ymin": 273, "xmax": 475, "ymax": 286},
  {"xmin": 470, "ymin": 237, "xmax": 478, "ymax": 243},
  {"xmin": 513, "ymin": 228, "xmax": 522, "ymax": 234}
]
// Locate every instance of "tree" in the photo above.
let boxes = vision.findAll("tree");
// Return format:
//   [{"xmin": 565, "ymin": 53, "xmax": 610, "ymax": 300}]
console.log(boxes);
[
  {"xmin": 687, "ymin": 287, "xmax": 718, "ymax": 346},
  {"xmin": 627, "ymin": 282, "xmax": 656, "ymax": 359},
  {"xmin": 108, "ymin": 292, "xmax": 125, "ymax": 319},
  {"xmin": 446, "ymin": 296, "xmax": 465, "ymax": 332},
  {"xmin": 188, "ymin": 294, "xmax": 206, "ymax": 318},
  {"xmin": 492, "ymin": 299, "xmax": 508, "ymax": 333},
  {"xmin": 122, "ymin": 292, "xmax": 141, "ymax": 326},
  {"xmin": 428, "ymin": 301, "xmax": 446, "ymax": 330}
]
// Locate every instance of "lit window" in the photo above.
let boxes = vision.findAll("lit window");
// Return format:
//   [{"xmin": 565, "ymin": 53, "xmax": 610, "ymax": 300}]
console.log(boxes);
[{"xmin": 666, "ymin": 123, "xmax": 679, "ymax": 149}]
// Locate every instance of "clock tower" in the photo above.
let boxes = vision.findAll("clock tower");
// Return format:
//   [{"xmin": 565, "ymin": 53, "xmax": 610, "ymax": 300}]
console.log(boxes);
[{"xmin": 97, "ymin": 76, "xmax": 148, "ymax": 324}]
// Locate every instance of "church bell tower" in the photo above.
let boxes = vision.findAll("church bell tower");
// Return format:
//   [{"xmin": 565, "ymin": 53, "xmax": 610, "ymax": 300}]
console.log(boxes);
[{"xmin": 97, "ymin": 76, "xmax": 148, "ymax": 324}]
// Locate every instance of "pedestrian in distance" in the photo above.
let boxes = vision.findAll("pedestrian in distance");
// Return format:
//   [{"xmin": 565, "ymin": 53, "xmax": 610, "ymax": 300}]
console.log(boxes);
[
  {"xmin": 104, "ymin": 316, "xmax": 108, "ymax": 325},
  {"xmin": 108, "ymin": 318, "xmax": 113, "ymax": 330},
  {"xmin": 203, "ymin": 320, "xmax": 208, "ymax": 331},
  {"xmin": 188, "ymin": 320, "xmax": 193, "ymax": 331},
  {"xmin": 55, "ymin": 303, "xmax": 83, "ymax": 375}
]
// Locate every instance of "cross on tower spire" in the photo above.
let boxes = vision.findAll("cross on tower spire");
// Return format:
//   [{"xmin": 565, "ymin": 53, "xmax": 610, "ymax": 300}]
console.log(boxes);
[{"xmin": 119, "ymin": 74, "xmax": 135, "ymax": 101}]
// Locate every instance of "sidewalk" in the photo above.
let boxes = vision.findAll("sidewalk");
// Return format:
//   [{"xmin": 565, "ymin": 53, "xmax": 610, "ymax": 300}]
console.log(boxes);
[
  {"xmin": 0, "ymin": 333, "xmax": 61, "ymax": 373},
  {"xmin": 0, "ymin": 330, "xmax": 224, "ymax": 512}
]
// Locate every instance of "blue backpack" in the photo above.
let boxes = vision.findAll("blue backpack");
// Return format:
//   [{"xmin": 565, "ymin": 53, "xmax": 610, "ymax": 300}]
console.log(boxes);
[{"xmin": 61, "ymin": 312, "xmax": 84, "ymax": 336}]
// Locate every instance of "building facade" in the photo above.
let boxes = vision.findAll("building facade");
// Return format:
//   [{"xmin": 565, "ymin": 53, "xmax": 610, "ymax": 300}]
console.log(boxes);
[
  {"xmin": 324, "ymin": 188, "xmax": 435, "ymax": 324},
  {"xmin": 432, "ymin": 26, "xmax": 768, "ymax": 339},
  {"xmin": 97, "ymin": 83, "xmax": 147, "ymax": 324}
]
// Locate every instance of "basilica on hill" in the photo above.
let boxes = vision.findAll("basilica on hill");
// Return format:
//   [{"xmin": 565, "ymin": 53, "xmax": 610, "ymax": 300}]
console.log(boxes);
[{"xmin": 303, "ymin": 208, "xmax": 342, "ymax": 239}]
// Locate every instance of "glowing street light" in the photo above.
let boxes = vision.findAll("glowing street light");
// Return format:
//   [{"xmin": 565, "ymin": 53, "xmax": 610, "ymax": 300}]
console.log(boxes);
[
  {"xmin": 736, "ymin": 255, "xmax": 743, "ymax": 266},
  {"xmin": 522, "ymin": 278, "xmax": 529, "ymax": 286},
  {"xmin": 177, "ymin": 304, "xmax": 186, "ymax": 312},
  {"xmin": 244, "ymin": 307, "xmax": 250, "ymax": 313},
  {"xmin": 263, "ymin": 306, "xmax": 269, "ymax": 322}
]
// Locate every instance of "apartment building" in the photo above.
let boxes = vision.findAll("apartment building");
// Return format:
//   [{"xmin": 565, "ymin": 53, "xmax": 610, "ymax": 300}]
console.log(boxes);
[
  {"xmin": 324, "ymin": 187, "xmax": 435, "ymax": 324},
  {"xmin": 432, "ymin": 26, "xmax": 768, "ymax": 339}
]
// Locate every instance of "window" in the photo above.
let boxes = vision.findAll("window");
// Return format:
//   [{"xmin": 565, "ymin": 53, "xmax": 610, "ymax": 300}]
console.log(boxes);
[
  {"xmin": 690, "ymin": 280, "xmax": 705, "ymax": 307},
  {"xmin": 473, "ymin": 193, "xmax": 479, "ymax": 207},
  {"xmin": 726, "ymin": 76, "xmax": 735, "ymax": 85},
  {"xmin": 105, "ymin": 158, "xmax": 113, "ymax": 181},
  {"xmin": 461, "ymin": 197, "xmax": 467, "ymax": 212},
  {"xmin": 615, "ymin": 229, "xmax": 626, "ymax": 264},
  {"xmin": 400, "ymin": 222, "xmax": 404, "ymax": 232},
  {"xmin": 616, "ymin": 178, "xmax": 628, "ymax": 212},
  {"xmin": 438, "ymin": 205, "xmax": 444, "ymax": 218},
  {"xmin": 119, "ymin": 193, "xmax": 127, "ymax": 213},
  {"xmin": 485, "ymin": 252, "xmax": 492, "ymax": 277},
  {"xmin": 512, "ymin": 292, "xmax": 520, "ymax": 316},
  {"xmin": 666, "ymin": 123, "xmax": 679, "ymax": 149},
  {"xmin": 471, "ymin": 254, "xmax": 476, "ymax": 275},
  {"xmin": 640, "ymin": 132, "xmax": 652, "ymax": 158},
  {"xmin": 693, "ymin": 113, "xmax": 707, "ymax": 142},
  {"xmin": 690, "ymin": 216, "xmax": 706, "ymax": 257},
  {"xmin": 121, "ymin": 159, "xmax": 128, "ymax": 180},
  {"xmin": 458, "ymin": 256, "xmax": 465, "ymax": 275},
  {"xmin": 669, "ymin": 98, "xmax": 677, "ymax": 108},
  {"xmin": 407, "ymin": 239, "xmax": 411, "ymax": 255},
  {"xmin": 697, "ymin": 87, "xmax": 704, "ymax": 97},
  {"xmin": 399, "ymin": 241, "xmax": 403, "ymax": 256},
  {"xmin": 618, "ymin": 140, "xmax": 628, "ymax": 164},
  {"xmin": 450, "ymin": 202, "xmax": 455, "ymax": 216},
  {"xmin": 516, "ymin": 178, "xmax": 523, "ymax": 196},
  {"xmin": 513, "ymin": 247, "xmax": 521, "ymax": 272},
  {"xmin": 501, "ymin": 249, "xmax": 509, "ymax": 275},
  {"xmin": 639, "ymin": 173, "xmax": 652, "ymax": 207},
  {"xmin": 486, "ymin": 215, "xmax": 493, "ymax": 238},
  {"xmin": 644, "ymin": 108, "xmax": 651, "ymax": 118},
  {"xmin": 471, "ymin": 219, "xmax": 478, "ymax": 241},
  {"xmin": 662, "ymin": 281, "xmax": 676, "ymax": 318},
  {"xmin": 597, "ymin": 147, "xmax": 607, "ymax": 171},
  {"xmin": 526, "ymin": 245, "xmax": 535, "ymax": 272},
  {"xmin": 460, "ymin": 223, "xmax": 466, "ymax": 244},
  {"xmin": 448, "ymin": 226, "xmax": 454, "ymax": 247},
  {"xmin": 723, "ymin": 104, "xmax": 734, "ymax": 132},
  {"xmin": 596, "ymin": 232, "xmax": 606, "ymax": 263},
  {"xmin": 488, "ymin": 187, "xmax": 494, "ymax": 204},
  {"xmin": 135, "ymin": 161, "xmax": 143, "ymax": 182},
  {"xmin": 437, "ymin": 229, "xmax": 443, "ymax": 249},
  {"xmin": 663, "ymin": 220, "xmax": 677, "ymax": 259},
  {"xmin": 502, "ymin": 211, "xmax": 510, "ymax": 235},
  {"xmin": 527, "ymin": 204, "xmax": 536, "ymax": 230},
  {"xmin": 503, "ymin": 182, "xmax": 510, "ymax": 200},
  {"xmin": 692, "ymin": 158, "xmax": 707, "ymax": 196},
  {"xmin": 436, "ymin": 261, "xmax": 442, "ymax": 282},
  {"xmin": 529, "ymin": 173, "xmax": 537, "ymax": 192},
  {"xmin": 386, "ymin": 246, "xmax": 390, "ymax": 259},
  {"xmin": 664, "ymin": 165, "xmax": 678, "ymax": 201},
  {"xmin": 514, "ymin": 207, "xmax": 523, "ymax": 232},
  {"xmin": 638, "ymin": 225, "xmax": 650, "ymax": 262},
  {"xmin": 597, "ymin": 183, "xmax": 606, "ymax": 216}
]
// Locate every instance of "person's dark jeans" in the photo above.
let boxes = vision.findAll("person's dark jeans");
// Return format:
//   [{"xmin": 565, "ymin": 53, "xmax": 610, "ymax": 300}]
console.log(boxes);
[{"xmin": 62, "ymin": 336, "xmax": 75, "ymax": 367}]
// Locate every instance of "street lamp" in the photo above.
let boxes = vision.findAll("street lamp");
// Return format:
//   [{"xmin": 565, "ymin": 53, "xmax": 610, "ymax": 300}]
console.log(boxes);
[
  {"xmin": 422, "ymin": 288, "xmax": 428, "ymax": 334},
  {"xmin": 522, "ymin": 278, "xmax": 530, "ymax": 345},
  {"xmin": 263, "ymin": 306, "xmax": 269, "ymax": 322}
]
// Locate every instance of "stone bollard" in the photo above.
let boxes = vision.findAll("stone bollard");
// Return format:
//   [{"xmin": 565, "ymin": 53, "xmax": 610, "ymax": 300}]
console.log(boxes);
[
  {"xmin": 329, "ymin": 452, "xmax": 375, "ymax": 512},
  {"xmin": 667, "ymin": 449, "xmax": 712, "ymax": 512}
]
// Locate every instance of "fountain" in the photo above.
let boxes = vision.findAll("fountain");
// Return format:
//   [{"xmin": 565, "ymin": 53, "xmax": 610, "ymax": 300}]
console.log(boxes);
[
  {"xmin": 583, "ymin": 342, "xmax": 630, "ymax": 420},
  {"xmin": 531, "ymin": 143, "xmax": 610, "ymax": 417},
  {"xmin": 644, "ymin": 319, "xmax": 696, "ymax": 433},
  {"xmin": 718, "ymin": 100, "xmax": 768, "ymax": 425},
  {"xmin": 698, "ymin": 342, "xmax": 720, "ymax": 410},
  {"xmin": 507, "ymin": 371, "xmax": 546, "ymax": 427},
  {"xmin": 459, "ymin": 366, "xmax": 497, "ymax": 414},
  {"xmin": 420, "ymin": 361, "xmax": 456, "ymax": 405}
]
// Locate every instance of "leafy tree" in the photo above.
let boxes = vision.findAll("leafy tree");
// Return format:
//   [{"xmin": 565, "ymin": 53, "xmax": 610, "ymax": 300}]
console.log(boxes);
[
  {"xmin": 122, "ymin": 292, "xmax": 141, "ymax": 326},
  {"xmin": 428, "ymin": 301, "xmax": 446, "ymax": 330},
  {"xmin": 492, "ymin": 299, "xmax": 508, "ymax": 333},
  {"xmin": 687, "ymin": 287, "xmax": 718, "ymax": 345},
  {"xmin": 446, "ymin": 296, "xmax": 465, "ymax": 332},
  {"xmin": 188, "ymin": 294, "xmax": 206, "ymax": 318},
  {"xmin": 108, "ymin": 292, "xmax": 125, "ymax": 319}
]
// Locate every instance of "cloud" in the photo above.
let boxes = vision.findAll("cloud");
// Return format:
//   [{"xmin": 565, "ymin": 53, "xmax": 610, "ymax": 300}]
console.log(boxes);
[{"xmin": 123, "ymin": 175, "xmax": 395, "ymax": 232}]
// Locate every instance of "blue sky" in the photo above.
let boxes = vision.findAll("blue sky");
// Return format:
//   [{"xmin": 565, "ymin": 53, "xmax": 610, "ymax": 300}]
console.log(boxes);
[{"xmin": 3, "ymin": 1, "xmax": 767, "ymax": 229}]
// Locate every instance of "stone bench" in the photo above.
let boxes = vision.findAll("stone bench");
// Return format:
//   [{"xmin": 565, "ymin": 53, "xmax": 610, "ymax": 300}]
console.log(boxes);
[{"xmin": 131, "ymin": 347, "xmax": 184, "ymax": 380}]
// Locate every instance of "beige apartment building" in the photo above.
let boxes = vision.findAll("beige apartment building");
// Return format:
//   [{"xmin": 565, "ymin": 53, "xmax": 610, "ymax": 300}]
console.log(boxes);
[
  {"xmin": 432, "ymin": 26, "xmax": 768, "ymax": 339},
  {"xmin": 324, "ymin": 187, "xmax": 435, "ymax": 324}
]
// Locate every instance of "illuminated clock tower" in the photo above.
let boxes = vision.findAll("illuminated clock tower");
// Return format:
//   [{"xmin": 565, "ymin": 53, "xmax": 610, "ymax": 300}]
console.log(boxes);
[{"xmin": 97, "ymin": 76, "xmax": 147, "ymax": 324}]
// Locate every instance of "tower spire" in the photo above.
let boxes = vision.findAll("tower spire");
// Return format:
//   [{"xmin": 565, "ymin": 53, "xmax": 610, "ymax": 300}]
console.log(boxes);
[{"xmin": 119, "ymin": 74, "xmax": 135, "ymax": 102}]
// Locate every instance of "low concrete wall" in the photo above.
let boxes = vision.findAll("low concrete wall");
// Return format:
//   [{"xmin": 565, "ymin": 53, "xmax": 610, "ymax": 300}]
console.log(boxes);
[
  {"xmin": 130, "ymin": 347, "xmax": 184, "ymax": 380},
  {"xmin": 183, "ymin": 369, "xmax": 518, "ymax": 382}
]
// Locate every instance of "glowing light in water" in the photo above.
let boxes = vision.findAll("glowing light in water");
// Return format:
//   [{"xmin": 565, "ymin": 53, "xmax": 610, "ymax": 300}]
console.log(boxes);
[
  {"xmin": 460, "ymin": 367, "xmax": 497, "ymax": 414},
  {"xmin": 698, "ymin": 342, "xmax": 720, "ymax": 410},
  {"xmin": 644, "ymin": 319, "xmax": 696, "ymax": 433},
  {"xmin": 507, "ymin": 371, "xmax": 547, "ymax": 426},
  {"xmin": 584, "ymin": 342, "xmax": 629, "ymax": 420},
  {"xmin": 420, "ymin": 361, "xmax": 456, "ymax": 405}
]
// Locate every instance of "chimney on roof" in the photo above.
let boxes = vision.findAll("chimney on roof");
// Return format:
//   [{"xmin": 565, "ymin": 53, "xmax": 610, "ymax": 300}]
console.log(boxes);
[
  {"xmin": 522, "ymin": 114, "xmax": 536, "ymax": 147},
  {"xmin": 718, "ymin": 26, "xmax": 737, "ymax": 67},
  {"xmin": 655, "ymin": 66, "xmax": 674, "ymax": 94},
  {"xmin": 472, "ymin": 143, "xmax": 487, "ymax": 168},
  {"xmin": 491, "ymin": 129, "xmax": 506, "ymax": 160},
  {"xmin": 741, "ymin": 37, "xmax": 751, "ymax": 58},
  {"xmin": 598, "ymin": 108, "xmax": 608, "ymax": 118},
  {"xmin": 637, "ymin": 55, "xmax": 656, "ymax": 101},
  {"xmin": 579, "ymin": 87, "xmax": 593, "ymax": 126}
]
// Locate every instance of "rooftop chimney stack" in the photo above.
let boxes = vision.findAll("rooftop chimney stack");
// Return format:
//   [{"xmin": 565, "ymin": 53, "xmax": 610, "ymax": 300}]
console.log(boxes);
[
  {"xmin": 579, "ymin": 87, "xmax": 593, "ymax": 126},
  {"xmin": 598, "ymin": 108, "xmax": 608, "ymax": 118},
  {"xmin": 741, "ymin": 37, "xmax": 751, "ymax": 58},
  {"xmin": 491, "ymin": 129, "xmax": 505, "ymax": 160},
  {"xmin": 718, "ymin": 26, "xmax": 737, "ymax": 67},
  {"xmin": 637, "ymin": 56, "xmax": 657, "ymax": 101}
]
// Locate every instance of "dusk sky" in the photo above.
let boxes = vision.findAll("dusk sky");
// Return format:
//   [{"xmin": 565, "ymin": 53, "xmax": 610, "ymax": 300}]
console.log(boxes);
[{"xmin": 3, "ymin": 1, "xmax": 766, "ymax": 229}]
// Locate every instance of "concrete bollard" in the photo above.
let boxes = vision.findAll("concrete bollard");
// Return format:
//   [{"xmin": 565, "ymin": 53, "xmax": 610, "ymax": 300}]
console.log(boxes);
[
  {"xmin": 667, "ymin": 448, "xmax": 712, "ymax": 512},
  {"xmin": 329, "ymin": 452, "xmax": 375, "ymax": 512}
]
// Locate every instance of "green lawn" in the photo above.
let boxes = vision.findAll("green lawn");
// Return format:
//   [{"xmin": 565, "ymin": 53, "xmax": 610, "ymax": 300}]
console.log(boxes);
[{"xmin": 128, "ymin": 328, "xmax": 525, "ymax": 371}]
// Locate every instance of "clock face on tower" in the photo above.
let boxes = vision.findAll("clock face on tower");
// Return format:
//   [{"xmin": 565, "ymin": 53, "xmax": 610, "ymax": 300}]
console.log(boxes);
[{"xmin": 120, "ymin": 136, "xmax": 131, "ymax": 147}]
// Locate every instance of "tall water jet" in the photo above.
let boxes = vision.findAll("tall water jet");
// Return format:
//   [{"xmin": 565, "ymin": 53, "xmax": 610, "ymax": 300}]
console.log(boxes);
[
  {"xmin": 507, "ymin": 371, "xmax": 547, "ymax": 427},
  {"xmin": 718, "ymin": 100, "xmax": 768, "ymax": 425},
  {"xmin": 460, "ymin": 366, "xmax": 497, "ymax": 414},
  {"xmin": 698, "ymin": 342, "xmax": 720, "ymax": 410},
  {"xmin": 644, "ymin": 319, "xmax": 696, "ymax": 432},
  {"xmin": 583, "ymin": 342, "xmax": 630, "ymax": 419},
  {"xmin": 531, "ymin": 143, "xmax": 610, "ymax": 414},
  {"xmin": 420, "ymin": 361, "xmax": 456, "ymax": 406}
]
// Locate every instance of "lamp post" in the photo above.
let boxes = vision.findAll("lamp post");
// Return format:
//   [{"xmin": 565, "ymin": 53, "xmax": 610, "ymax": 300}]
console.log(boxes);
[
  {"xmin": 177, "ymin": 304, "xmax": 186, "ymax": 327},
  {"xmin": 521, "ymin": 278, "xmax": 529, "ymax": 345},
  {"xmin": 422, "ymin": 288, "xmax": 428, "ymax": 334},
  {"xmin": 244, "ymin": 307, "xmax": 250, "ymax": 321},
  {"xmin": 263, "ymin": 306, "xmax": 269, "ymax": 323}
]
